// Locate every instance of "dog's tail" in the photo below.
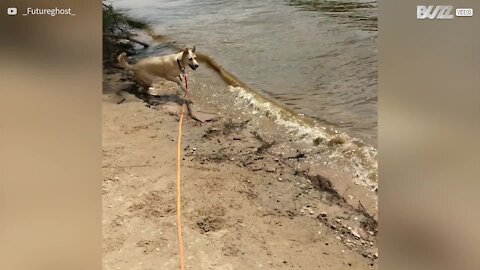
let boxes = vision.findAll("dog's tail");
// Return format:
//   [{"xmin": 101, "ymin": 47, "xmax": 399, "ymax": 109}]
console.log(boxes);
[{"xmin": 117, "ymin": 52, "xmax": 132, "ymax": 69}]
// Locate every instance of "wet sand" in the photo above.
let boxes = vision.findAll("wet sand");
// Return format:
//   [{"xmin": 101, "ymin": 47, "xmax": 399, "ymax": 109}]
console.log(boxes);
[{"xmin": 102, "ymin": 67, "xmax": 378, "ymax": 269}]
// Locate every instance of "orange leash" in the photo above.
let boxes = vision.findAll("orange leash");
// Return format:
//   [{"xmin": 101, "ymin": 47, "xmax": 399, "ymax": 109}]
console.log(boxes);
[{"xmin": 176, "ymin": 74, "xmax": 188, "ymax": 270}]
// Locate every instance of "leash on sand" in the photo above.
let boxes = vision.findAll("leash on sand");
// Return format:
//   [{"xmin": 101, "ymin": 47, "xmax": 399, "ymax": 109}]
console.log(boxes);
[{"xmin": 176, "ymin": 74, "xmax": 189, "ymax": 270}]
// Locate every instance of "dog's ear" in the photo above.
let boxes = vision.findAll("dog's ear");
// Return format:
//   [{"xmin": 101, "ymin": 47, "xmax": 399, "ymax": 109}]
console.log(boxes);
[
  {"xmin": 192, "ymin": 45, "xmax": 196, "ymax": 53},
  {"xmin": 183, "ymin": 47, "xmax": 189, "ymax": 55}
]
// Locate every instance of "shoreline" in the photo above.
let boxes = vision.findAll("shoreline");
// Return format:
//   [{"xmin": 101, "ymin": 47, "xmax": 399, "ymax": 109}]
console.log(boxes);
[
  {"xmin": 137, "ymin": 29, "xmax": 378, "ymax": 147},
  {"xmin": 123, "ymin": 27, "xmax": 379, "ymax": 191},
  {"xmin": 102, "ymin": 7, "xmax": 378, "ymax": 268}
]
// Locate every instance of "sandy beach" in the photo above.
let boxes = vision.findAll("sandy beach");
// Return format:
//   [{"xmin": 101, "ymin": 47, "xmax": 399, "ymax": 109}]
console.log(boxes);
[{"xmin": 102, "ymin": 64, "xmax": 378, "ymax": 269}]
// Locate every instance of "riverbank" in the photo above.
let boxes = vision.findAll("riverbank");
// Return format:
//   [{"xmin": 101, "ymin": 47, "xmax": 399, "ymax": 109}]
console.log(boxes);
[{"xmin": 102, "ymin": 6, "xmax": 378, "ymax": 269}]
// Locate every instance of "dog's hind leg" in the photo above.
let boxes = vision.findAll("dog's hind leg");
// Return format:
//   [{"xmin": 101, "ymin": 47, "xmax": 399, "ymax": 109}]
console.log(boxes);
[
  {"xmin": 133, "ymin": 71, "xmax": 156, "ymax": 105},
  {"xmin": 134, "ymin": 71, "xmax": 153, "ymax": 92}
]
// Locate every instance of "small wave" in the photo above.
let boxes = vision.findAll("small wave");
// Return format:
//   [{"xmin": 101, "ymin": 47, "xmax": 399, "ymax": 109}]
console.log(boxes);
[{"xmin": 229, "ymin": 85, "xmax": 378, "ymax": 191}]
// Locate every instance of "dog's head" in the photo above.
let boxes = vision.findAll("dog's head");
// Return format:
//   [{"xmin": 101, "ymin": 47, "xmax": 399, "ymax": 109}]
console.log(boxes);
[{"xmin": 182, "ymin": 46, "xmax": 199, "ymax": 70}]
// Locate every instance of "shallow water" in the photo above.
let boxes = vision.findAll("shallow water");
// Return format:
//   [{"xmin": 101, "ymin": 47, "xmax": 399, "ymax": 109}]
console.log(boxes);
[{"xmin": 111, "ymin": 0, "xmax": 377, "ymax": 145}]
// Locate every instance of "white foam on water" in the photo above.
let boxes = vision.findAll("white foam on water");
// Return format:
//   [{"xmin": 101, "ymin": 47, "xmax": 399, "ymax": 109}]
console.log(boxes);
[{"xmin": 229, "ymin": 86, "xmax": 378, "ymax": 191}]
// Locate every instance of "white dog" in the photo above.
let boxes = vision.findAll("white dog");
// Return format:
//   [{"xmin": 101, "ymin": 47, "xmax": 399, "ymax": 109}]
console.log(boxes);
[{"xmin": 118, "ymin": 46, "xmax": 199, "ymax": 95}]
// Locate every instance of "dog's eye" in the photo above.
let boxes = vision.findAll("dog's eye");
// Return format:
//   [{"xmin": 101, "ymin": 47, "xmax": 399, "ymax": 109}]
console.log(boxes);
[{"xmin": 189, "ymin": 57, "xmax": 192, "ymax": 60}]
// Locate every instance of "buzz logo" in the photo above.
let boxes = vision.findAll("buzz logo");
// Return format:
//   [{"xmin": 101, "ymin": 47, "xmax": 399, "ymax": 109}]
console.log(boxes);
[{"xmin": 417, "ymin": 5, "xmax": 454, "ymax": 19}]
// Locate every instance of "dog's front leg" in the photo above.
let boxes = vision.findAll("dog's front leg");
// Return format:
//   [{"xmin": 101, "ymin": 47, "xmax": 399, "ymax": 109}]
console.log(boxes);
[
  {"xmin": 167, "ymin": 76, "xmax": 189, "ymax": 97},
  {"xmin": 166, "ymin": 76, "xmax": 194, "ymax": 119}
]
